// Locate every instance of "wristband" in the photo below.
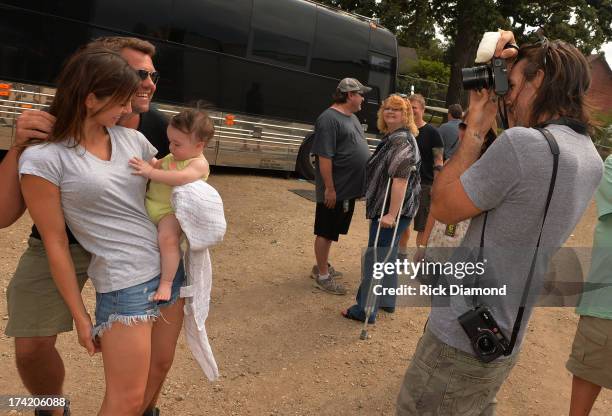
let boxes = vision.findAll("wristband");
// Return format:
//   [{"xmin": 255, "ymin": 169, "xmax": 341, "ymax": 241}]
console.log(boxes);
[{"xmin": 504, "ymin": 43, "xmax": 519, "ymax": 51}]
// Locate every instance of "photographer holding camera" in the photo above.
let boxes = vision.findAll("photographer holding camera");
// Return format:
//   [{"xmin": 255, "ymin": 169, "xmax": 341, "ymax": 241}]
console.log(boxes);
[{"xmin": 396, "ymin": 30, "xmax": 604, "ymax": 415}]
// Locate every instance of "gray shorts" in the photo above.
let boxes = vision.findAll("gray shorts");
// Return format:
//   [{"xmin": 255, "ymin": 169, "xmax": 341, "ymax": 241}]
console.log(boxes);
[
  {"xmin": 397, "ymin": 328, "xmax": 518, "ymax": 416},
  {"xmin": 6, "ymin": 238, "xmax": 90, "ymax": 337}
]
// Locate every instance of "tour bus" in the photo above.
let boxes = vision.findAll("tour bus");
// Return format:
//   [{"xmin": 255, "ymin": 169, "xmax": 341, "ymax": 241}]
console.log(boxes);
[{"xmin": 0, "ymin": 0, "xmax": 398, "ymax": 176}]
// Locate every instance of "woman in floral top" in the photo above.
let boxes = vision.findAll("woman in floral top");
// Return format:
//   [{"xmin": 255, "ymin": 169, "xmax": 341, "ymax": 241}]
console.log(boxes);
[{"xmin": 342, "ymin": 94, "xmax": 421, "ymax": 323}]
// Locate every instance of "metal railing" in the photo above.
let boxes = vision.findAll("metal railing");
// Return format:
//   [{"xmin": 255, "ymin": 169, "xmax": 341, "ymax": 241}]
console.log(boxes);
[{"xmin": 396, "ymin": 74, "xmax": 448, "ymax": 108}]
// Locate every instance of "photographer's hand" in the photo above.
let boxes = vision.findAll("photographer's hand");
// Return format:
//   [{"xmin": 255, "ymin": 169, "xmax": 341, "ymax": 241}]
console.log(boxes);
[
  {"xmin": 495, "ymin": 30, "xmax": 519, "ymax": 61},
  {"xmin": 464, "ymin": 89, "xmax": 498, "ymax": 139}
]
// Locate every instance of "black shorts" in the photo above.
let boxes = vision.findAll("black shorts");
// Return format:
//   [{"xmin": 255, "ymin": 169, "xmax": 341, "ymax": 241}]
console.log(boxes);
[
  {"xmin": 413, "ymin": 184, "xmax": 432, "ymax": 232},
  {"xmin": 314, "ymin": 199, "xmax": 356, "ymax": 242}
]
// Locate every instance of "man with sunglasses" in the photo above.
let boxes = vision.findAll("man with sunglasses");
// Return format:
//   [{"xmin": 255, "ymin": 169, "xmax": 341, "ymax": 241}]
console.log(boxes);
[
  {"xmin": 93, "ymin": 37, "xmax": 169, "ymax": 158},
  {"xmin": 310, "ymin": 78, "xmax": 371, "ymax": 295},
  {"xmin": 1, "ymin": 37, "xmax": 170, "ymax": 416}
]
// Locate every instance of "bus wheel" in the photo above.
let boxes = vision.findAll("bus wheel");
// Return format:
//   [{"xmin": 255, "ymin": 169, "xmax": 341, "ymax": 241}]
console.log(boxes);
[{"xmin": 295, "ymin": 133, "xmax": 316, "ymax": 180}]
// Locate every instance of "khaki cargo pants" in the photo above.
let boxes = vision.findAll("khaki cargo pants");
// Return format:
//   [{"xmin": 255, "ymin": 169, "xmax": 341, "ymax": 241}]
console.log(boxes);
[
  {"xmin": 5, "ymin": 238, "xmax": 90, "ymax": 337},
  {"xmin": 397, "ymin": 328, "xmax": 518, "ymax": 416}
]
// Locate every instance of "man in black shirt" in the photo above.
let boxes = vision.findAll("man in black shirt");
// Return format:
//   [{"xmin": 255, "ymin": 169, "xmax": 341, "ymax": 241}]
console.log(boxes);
[
  {"xmin": 0, "ymin": 37, "xmax": 169, "ymax": 416},
  {"xmin": 398, "ymin": 94, "xmax": 444, "ymax": 257}
]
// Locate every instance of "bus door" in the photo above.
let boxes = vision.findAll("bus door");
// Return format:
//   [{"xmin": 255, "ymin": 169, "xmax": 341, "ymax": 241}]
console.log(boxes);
[{"xmin": 363, "ymin": 53, "xmax": 395, "ymax": 150}]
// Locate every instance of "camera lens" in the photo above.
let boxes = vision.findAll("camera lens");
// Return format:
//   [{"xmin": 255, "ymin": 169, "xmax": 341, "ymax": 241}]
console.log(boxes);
[
  {"xmin": 461, "ymin": 65, "xmax": 493, "ymax": 91},
  {"xmin": 476, "ymin": 333, "xmax": 497, "ymax": 354}
]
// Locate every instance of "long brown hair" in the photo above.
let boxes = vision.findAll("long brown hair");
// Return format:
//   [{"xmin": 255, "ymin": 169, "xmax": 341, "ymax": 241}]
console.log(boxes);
[
  {"xmin": 516, "ymin": 40, "xmax": 592, "ymax": 129},
  {"xmin": 45, "ymin": 47, "xmax": 140, "ymax": 145}
]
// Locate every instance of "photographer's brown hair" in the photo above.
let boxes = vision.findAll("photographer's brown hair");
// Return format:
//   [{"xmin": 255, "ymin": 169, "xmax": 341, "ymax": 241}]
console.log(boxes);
[{"xmin": 517, "ymin": 40, "xmax": 592, "ymax": 130}]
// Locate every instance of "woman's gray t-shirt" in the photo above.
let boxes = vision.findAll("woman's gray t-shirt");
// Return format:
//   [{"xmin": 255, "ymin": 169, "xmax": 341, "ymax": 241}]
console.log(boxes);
[{"xmin": 19, "ymin": 126, "xmax": 160, "ymax": 293}]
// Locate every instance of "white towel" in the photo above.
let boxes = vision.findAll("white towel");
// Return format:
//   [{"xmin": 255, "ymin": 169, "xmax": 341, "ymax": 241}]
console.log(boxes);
[
  {"xmin": 172, "ymin": 181, "xmax": 227, "ymax": 381},
  {"xmin": 475, "ymin": 31, "xmax": 501, "ymax": 63}
]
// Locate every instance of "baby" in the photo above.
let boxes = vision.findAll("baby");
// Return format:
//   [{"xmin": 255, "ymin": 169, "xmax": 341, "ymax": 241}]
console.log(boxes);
[{"xmin": 129, "ymin": 108, "xmax": 214, "ymax": 300}]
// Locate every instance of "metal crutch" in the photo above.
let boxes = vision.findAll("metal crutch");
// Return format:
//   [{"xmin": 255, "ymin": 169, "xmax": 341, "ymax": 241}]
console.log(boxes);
[{"xmin": 360, "ymin": 171, "xmax": 412, "ymax": 340}]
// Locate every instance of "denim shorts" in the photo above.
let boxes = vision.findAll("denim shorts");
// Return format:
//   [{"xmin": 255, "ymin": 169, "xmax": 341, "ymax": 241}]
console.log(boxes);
[{"xmin": 93, "ymin": 262, "xmax": 185, "ymax": 339}]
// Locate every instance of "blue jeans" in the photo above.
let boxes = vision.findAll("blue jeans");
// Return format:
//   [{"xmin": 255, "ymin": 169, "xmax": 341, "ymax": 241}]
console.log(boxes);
[{"xmin": 348, "ymin": 216, "xmax": 410, "ymax": 323}]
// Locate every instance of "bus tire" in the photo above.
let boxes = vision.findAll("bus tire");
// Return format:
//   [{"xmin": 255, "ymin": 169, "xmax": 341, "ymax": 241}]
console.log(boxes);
[{"xmin": 295, "ymin": 133, "xmax": 316, "ymax": 180}]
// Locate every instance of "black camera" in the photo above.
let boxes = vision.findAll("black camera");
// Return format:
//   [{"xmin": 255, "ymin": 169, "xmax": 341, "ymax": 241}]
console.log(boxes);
[
  {"xmin": 458, "ymin": 305, "xmax": 510, "ymax": 362},
  {"xmin": 461, "ymin": 58, "xmax": 509, "ymax": 96}
]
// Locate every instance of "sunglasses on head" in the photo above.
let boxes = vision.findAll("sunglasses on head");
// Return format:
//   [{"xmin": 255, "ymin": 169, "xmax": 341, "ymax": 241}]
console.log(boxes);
[{"xmin": 136, "ymin": 69, "xmax": 160, "ymax": 84}]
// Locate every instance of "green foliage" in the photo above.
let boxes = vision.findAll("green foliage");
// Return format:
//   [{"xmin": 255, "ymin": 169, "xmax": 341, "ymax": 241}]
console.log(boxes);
[
  {"xmin": 413, "ymin": 38, "xmax": 448, "ymax": 62},
  {"xmin": 409, "ymin": 59, "xmax": 450, "ymax": 83},
  {"xmin": 592, "ymin": 111, "xmax": 612, "ymax": 151},
  {"xmin": 593, "ymin": 111, "xmax": 612, "ymax": 127}
]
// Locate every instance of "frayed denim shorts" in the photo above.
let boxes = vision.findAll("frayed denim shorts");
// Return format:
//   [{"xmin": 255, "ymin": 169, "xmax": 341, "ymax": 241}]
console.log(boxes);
[{"xmin": 93, "ymin": 262, "xmax": 185, "ymax": 339}]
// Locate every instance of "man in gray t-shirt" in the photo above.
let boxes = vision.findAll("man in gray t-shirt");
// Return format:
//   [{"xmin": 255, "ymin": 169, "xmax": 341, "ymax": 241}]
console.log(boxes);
[
  {"xmin": 397, "ymin": 33, "xmax": 604, "ymax": 415},
  {"xmin": 310, "ymin": 78, "xmax": 370, "ymax": 295}
]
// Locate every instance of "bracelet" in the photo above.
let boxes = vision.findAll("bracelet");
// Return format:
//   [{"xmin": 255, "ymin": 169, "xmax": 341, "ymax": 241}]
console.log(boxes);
[
  {"xmin": 505, "ymin": 43, "xmax": 519, "ymax": 51},
  {"xmin": 433, "ymin": 165, "xmax": 443, "ymax": 172}
]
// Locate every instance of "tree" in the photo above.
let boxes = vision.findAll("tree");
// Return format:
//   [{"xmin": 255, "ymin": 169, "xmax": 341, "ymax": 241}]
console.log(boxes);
[
  {"xmin": 316, "ymin": 0, "xmax": 378, "ymax": 17},
  {"xmin": 318, "ymin": 0, "xmax": 612, "ymax": 107},
  {"xmin": 411, "ymin": 59, "xmax": 451, "ymax": 83}
]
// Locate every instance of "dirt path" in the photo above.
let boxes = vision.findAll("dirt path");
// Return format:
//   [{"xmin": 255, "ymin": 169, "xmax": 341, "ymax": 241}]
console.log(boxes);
[{"xmin": 1, "ymin": 170, "xmax": 610, "ymax": 415}]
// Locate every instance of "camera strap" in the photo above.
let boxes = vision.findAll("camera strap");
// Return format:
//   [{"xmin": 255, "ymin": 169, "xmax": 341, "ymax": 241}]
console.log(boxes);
[
  {"xmin": 498, "ymin": 100, "xmax": 510, "ymax": 130},
  {"xmin": 472, "ymin": 128, "xmax": 559, "ymax": 355},
  {"xmin": 505, "ymin": 128, "xmax": 559, "ymax": 354},
  {"xmin": 535, "ymin": 117, "xmax": 588, "ymax": 135},
  {"xmin": 470, "ymin": 211, "xmax": 489, "ymax": 308}
]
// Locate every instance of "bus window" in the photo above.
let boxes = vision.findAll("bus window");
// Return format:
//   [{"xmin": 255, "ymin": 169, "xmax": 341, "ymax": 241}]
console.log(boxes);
[
  {"xmin": 170, "ymin": 0, "xmax": 252, "ymax": 57},
  {"xmin": 368, "ymin": 54, "xmax": 393, "ymax": 103},
  {"xmin": 1, "ymin": 1, "xmax": 95, "ymax": 22},
  {"xmin": 311, "ymin": 7, "xmax": 369, "ymax": 81},
  {"xmin": 252, "ymin": 30, "xmax": 309, "ymax": 68},
  {"xmin": 369, "ymin": 26, "xmax": 397, "ymax": 57},
  {"xmin": 366, "ymin": 85, "xmax": 380, "ymax": 106},
  {"xmin": 92, "ymin": 0, "xmax": 172, "ymax": 40},
  {"xmin": 0, "ymin": 5, "xmax": 90, "ymax": 85},
  {"xmin": 250, "ymin": 0, "xmax": 315, "ymax": 69}
]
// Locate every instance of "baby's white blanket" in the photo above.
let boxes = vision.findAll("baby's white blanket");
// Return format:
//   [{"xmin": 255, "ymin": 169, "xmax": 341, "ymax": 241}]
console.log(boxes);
[{"xmin": 172, "ymin": 180, "xmax": 226, "ymax": 381}]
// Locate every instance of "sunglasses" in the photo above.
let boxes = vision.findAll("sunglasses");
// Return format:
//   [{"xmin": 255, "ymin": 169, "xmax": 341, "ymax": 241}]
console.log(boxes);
[{"xmin": 136, "ymin": 69, "xmax": 160, "ymax": 84}]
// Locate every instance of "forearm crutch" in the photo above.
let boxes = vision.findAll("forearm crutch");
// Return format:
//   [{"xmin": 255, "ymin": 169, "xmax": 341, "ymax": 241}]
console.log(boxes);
[{"xmin": 360, "ymin": 173, "xmax": 411, "ymax": 340}]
